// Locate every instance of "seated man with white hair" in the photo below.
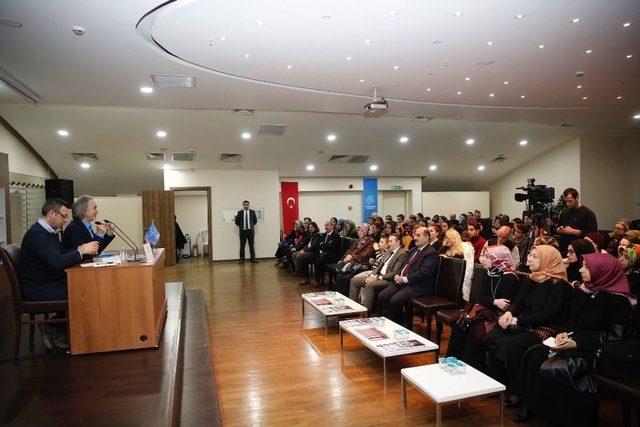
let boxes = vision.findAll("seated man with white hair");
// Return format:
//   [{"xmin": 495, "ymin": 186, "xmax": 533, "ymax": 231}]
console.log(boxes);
[{"xmin": 62, "ymin": 195, "xmax": 116, "ymax": 260}]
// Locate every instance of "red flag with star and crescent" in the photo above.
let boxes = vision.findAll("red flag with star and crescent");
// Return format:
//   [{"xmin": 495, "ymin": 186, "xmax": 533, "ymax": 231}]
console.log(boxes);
[{"xmin": 281, "ymin": 182, "xmax": 299, "ymax": 235}]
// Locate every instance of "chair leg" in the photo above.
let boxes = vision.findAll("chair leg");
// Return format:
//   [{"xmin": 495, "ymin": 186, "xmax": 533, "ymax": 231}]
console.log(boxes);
[
  {"xmin": 622, "ymin": 402, "xmax": 630, "ymax": 427},
  {"xmin": 436, "ymin": 318, "xmax": 444, "ymax": 350},
  {"xmin": 426, "ymin": 312, "xmax": 433, "ymax": 340},
  {"xmin": 29, "ymin": 314, "xmax": 35, "ymax": 348},
  {"xmin": 14, "ymin": 314, "xmax": 21, "ymax": 359}
]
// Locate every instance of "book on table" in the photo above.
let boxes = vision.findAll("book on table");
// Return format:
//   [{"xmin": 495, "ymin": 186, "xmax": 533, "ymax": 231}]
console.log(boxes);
[
  {"xmin": 312, "ymin": 298, "xmax": 333, "ymax": 305},
  {"xmin": 358, "ymin": 327, "xmax": 388, "ymax": 340}
]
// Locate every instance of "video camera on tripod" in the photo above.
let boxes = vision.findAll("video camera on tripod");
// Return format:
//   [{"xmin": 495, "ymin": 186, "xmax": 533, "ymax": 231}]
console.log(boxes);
[{"xmin": 515, "ymin": 178, "xmax": 555, "ymax": 216}]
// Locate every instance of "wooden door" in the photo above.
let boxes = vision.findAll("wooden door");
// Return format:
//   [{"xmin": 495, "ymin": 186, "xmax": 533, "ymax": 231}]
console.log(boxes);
[{"xmin": 142, "ymin": 190, "xmax": 175, "ymax": 266}]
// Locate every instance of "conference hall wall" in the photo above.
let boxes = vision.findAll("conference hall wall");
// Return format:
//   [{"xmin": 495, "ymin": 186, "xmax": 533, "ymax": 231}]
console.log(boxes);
[{"xmin": 421, "ymin": 192, "xmax": 490, "ymax": 219}]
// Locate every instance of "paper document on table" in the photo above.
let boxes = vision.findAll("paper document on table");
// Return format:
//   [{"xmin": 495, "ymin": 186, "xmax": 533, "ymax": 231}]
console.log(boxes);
[{"xmin": 80, "ymin": 260, "xmax": 121, "ymax": 268}]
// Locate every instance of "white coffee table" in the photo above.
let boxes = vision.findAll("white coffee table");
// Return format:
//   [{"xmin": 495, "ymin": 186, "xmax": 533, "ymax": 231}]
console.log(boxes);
[
  {"xmin": 339, "ymin": 317, "xmax": 438, "ymax": 387},
  {"xmin": 301, "ymin": 292, "xmax": 367, "ymax": 336},
  {"xmin": 401, "ymin": 363, "xmax": 506, "ymax": 426}
]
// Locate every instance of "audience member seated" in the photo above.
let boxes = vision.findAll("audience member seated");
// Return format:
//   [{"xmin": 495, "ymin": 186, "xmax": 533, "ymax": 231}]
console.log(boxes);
[
  {"xmin": 302, "ymin": 217, "xmax": 312, "ymax": 231},
  {"xmin": 369, "ymin": 222, "xmax": 382, "ymax": 243},
  {"xmin": 295, "ymin": 222, "xmax": 321, "ymax": 285},
  {"xmin": 514, "ymin": 253, "xmax": 634, "ymax": 425},
  {"xmin": 330, "ymin": 224, "xmax": 376, "ymax": 295},
  {"xmin": 481, "ymin": 245, "xmax": 572, "ymax": 407},
  {"xmin": 447, "ymin": 243, "xmax": 520, "ymax": 369},
  {"xmin": 532, "ymin": 235, "xmax": 560, "ymax": 250},
  {"xmin": 555, "ymin": 188, "xmax": 598, "ymax": 252},
  {"xmin": 426, "ymin": 223, "xmax": 443, "ymax": 251},
  {"xmin": 564, "ymin": 238, "xmax": 596, "ymax": 283},
  {"xmin": 619, "ymin": 244, "xmax": 640, "ymax": 295},
  {"xmin": 466, "ymin": 219, "xmax": 486, "ymax": 262},
  {"xmin": 440, "ymin": 219, "xmax": 451, "ymax": 233},
  {"xmin": 496, "ymin": 225, "xmax": 521, "ymax": 269},
  {"xmin": 340, "ymin": 220, "xmax": 357, "ymax": 238},
  {"xmin": 285, "ymin": 221, "xmax": 310, "ymax": 274},
  {"xmin": 439, "ymin": 228, "xmax": 464, "ymax": 259},
  {"xmin": 275, "ymin": 220, "xmax": 299, "ymax": 266},
  {"xmin": 513, "ymin": 223, "xmax": 530, "ymax": 266},
  {"xmin": 313, "ymin": 221, "xmax": 341, "ymax": 286},
  {"xmin": 19, "ymin": 198, "xmax": 99, "ymax": 349},
  {"xmin": 401, "ymin": 223, "xmax": 415, "ymax": 250},
  {"xmin": 383, "ymin": 221, "xmax": 395, "ymax": 236},
  {"xmin": 378, "ymin": 226, "xmax": 439, "ymax": 328},
  {"xmin": 61, "ymin": 195, "xmax": 115, "ymax": 260},
  {"xmin": 606, "ymin": 221, "xmax": 629, "ymax": 255},
  {"xmin": 348, "ymin": 234, "xmax": 408, "ymax": 311}
]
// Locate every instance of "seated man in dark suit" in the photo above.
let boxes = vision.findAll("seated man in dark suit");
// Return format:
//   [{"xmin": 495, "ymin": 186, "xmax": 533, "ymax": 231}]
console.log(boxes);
[
  {"xmin": 20, "ymin": 198, "xmax": 99, "ymax": 348},
  {"xmin": 62, "ymin": 195, "xmax": 115, "ymax": 260},
  {"xmin": 313, "ymin": 220, "xmax": 341, "ymax": 286},
  {"xmin": 378, "ymin": 226, "xmax": 439, "ymax": 328}
]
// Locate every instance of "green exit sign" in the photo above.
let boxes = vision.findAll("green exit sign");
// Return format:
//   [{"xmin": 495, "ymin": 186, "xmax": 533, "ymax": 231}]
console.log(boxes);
[{"xmin": 391, "ymin": 185, "xmax": 403, "ymax": 190}]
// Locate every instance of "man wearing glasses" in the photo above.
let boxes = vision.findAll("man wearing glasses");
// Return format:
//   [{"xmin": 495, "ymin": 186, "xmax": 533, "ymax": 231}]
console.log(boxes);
[{"xmin": 19, "ymin": 198, "xmax": 99, "ymax": 349}]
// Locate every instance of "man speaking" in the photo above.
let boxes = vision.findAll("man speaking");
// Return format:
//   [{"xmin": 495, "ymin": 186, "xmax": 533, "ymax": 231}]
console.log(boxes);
[{"xmin": 235, "ymin": 200, "xmax": 258, "ymax": 264}]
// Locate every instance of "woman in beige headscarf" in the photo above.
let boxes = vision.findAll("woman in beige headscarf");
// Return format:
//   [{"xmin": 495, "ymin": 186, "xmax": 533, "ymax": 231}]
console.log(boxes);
[{"xmin": 481, "ymin": 245, "xmax": 573, "ymax": 407}]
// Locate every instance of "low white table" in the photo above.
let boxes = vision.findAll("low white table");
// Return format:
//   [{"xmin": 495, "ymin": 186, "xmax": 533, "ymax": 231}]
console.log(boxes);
[
  {"xmin": 401, "ymin": 363, "xmax": 506, "ymax": 426},
  {"xmin": 339, "ymin": 317, "xmax": 438, "ymax": 387},
  {"xmin": 301, "ymin": 292, "xmax": 367, "ymax": 336}
]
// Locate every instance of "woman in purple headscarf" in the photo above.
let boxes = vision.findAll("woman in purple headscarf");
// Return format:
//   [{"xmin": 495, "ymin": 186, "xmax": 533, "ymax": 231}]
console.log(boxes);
[{"xmin": 514, "ymin": 252, "xmax": 634, "ymax": 425}]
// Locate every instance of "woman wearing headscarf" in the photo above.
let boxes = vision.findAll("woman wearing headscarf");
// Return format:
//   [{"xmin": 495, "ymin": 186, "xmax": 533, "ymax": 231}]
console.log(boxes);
[
  {"xmin": 330, "ymin": 224, "xmax": 376, "ymax": 296},
  {"xmin": 514, "ymin": 253, "xmax": 634, "ymax": 425},
  {"xmin": 447, "ymin": 243, "xmax": 520, "ymax": 369},
  {"xmin": 619, "ymin": 244, "xmax": 640, "ymax": 296},
  {"xmin": 481, "ymin": 245, "xmax": 573, "ymax": 406},
  {"xmin": 335, "ymin": 219, "xmax": 345, "ymax": 235},
  {"xmin": 564, "ymin": 238, "xmax": 596, "ymax": 283},
  {"xmin": 341, "ymin": 220, "xmax": 357, "ymax": 239}
]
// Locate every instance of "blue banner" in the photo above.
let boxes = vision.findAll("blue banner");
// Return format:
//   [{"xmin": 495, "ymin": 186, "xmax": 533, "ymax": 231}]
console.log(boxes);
[{"xmin": 362, "ymin": 178, "xmax": 378, "ymax": 223}]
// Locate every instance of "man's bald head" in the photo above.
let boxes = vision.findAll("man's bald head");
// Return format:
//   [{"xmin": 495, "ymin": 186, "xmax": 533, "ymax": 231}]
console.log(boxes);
[{"xmin": 497, "ymin": 225, "xmax": 512, "ymax": 244}]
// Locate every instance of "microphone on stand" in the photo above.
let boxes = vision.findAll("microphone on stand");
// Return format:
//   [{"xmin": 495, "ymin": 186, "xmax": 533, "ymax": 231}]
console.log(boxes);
[{"xmin": 97, "ymin": 220, "xmax": 141, "ymax": 261}]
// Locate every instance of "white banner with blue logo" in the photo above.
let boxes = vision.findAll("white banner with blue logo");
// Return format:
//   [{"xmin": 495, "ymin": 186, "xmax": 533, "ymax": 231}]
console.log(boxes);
[{"xmin": 362, "ymin": 178, "xmax": 378, "ymax": 223}]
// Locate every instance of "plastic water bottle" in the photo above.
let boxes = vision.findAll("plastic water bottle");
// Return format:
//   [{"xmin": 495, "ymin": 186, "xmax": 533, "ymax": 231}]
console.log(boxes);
[{"xmin": 120, "ymin": 247, "xmax": 126, "ymax": 263}]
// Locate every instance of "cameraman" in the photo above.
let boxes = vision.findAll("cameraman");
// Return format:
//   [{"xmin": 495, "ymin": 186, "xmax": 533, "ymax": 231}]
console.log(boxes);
[{"xmin": 556, "ymin": 188, "xmax": 598, "ymax": 252}]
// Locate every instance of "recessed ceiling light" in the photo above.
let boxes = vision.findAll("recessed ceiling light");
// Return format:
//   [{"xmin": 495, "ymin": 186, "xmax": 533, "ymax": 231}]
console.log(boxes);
[
  {"xmin": 571, "ymin": 18, "xmax": 581, "ymax": 24},
  {"xmin": 244, "ymin": 53, "xmax": 250, "ymax": 58},
  {"xmin": 219, "ymin": 36, "xmax": 227, "ymax": 42},
  {"xmin": 80, "ymin": 162, "xmax": 91, "ymax": 169},
  {"xmin": 346, "ymin": 56, "xmax": 352, "ymax": 61},
  {"xmin": 486, "ymin": 41, "xmax": 494, "ymax": 46},
  {"xmin": 519, "ymin": 140, "xmax": 528, "ymax": 146},
  {"xmin": 581, "ymin": 96, "xmax": 588, "ymax": 100},
  {"xmin": 389, "ymin": 11, "xmax": 398, "ymax": 17},
  {"xmin": 453, "ymin": 10, "xmax": 463, "ymax": 17},
  {"xmin": 327, "ymin": 134, "xmax": 337, "ymax": 141},
  {"xmin": 457, "ymin": 91, "xmax": 462, "ymax": 95},
  {"xmin": 393, "ymin": 65, "xmax": 399, "ymax": 70},
  {"xmin": 515, "ymin": 13, "xmax": 525, "ymax": 19},
  {"xmin": 477, "ymin": 165, "xmax": 486, "ymax": 171},
  {"xmin": 286, "ymin": 64, "xmax": 293, "ymax": 69},
  {"xmin": 503, "ymin": 81, "xmax": 509, "ymax": 85},
  {"xmin": 622, "ymin": 22, "xmax": 631, "ymax": 28},
  {"xmin": 577, "ymin": 85, "xmax": 582, "ymax": 89},
  {"xmin": 465, "ymin": 77, "xmax": 470, "ymax": 81},
  {"xmin": 369, "ymin": 164, "xmax": 379, "ymax": 172},
  {"xmin": 538, "ymin": 44, "xmax": 545, "ymax": 49},
  {"xmin": 626, "ymin": 54, "xmax": 633, "ymax": 59},
  {"xmin": 399, "ymin": 136, "xmax": 409, "ymax": 144},
  {"xmin": 306, "ymin": 164, "xmax": 315, "ymax": 171},
  {"xmin": 426, "ymin": 88, "xmax": 431, "ymax": 92},
  {"xmin": 0, "ymin": 18, "xmax": 23, "ymax": 28},
  {"xmin": 432, "ymin": 40, "xmax": 443, "ymax": 44},
  {"xmin": 364, "ymin": 39, "xmax": 372, "ymax": 44},
  {"xmin": 585, "ymin": 49, "xmax": 593, "ymax": 54},
  {"xmin": 616, "ymin": 96, "xmax": 623, "ymax": 100},
  {"xmin": 321, "ymin": 15, "xmax": 331, "ymax": 20},
  {"xmin": 156, "ymin": 130, "xmax": 167, "ymax": 138},
  {"xmin": 162, "ymin": 164, "xmax": 172, "ymax": 170},
  {"xmin": 520, "ymin": 95, "xmax": 526, "ymax": 99},
  {"xmin": 633, "ymin": 113, "xmax": 640, "ymax": 120},
  {"xmin": 465, "ymin": 138, "xmax": 475, "ymax": 145},
  {"xmin": 254, "ymin": 20, "xmax": 264, "ymax": 26},
  {"xmin": 140, "ymin": 86, "xmax": 153, "ymax": 94},
  {"xmin": 429, "ymin": 164, "xmax": 437, "ymax": 171},
  {"xmin": 241, "ymin": 132, "xmax": 251, "ymax": 140},
  {"xmin": 489, "ymin": 93, "xmax": 495, "ymax": 97},
  {"xmin": 359, "ymin": 79, "xmax": 365, "ymax": 82},
  {"xmin": 57, "ymin": 129, "xmax": 69, "ymax": 137}
]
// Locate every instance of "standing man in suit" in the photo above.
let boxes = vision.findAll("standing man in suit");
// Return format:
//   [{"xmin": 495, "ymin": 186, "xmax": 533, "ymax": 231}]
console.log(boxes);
[
  {"xmin": 62, "ymin": 195, "xmax": 116, "ymax": 260},
  {"xmin": 349, "ymin": 233, "xmax": 408, "ymax": 312},
  {"xmin": 234, "ymin": 200, "xmax": 258, "ymax": 264},
  {"xmin": 378, "ymin": 226, "xmax": 440, "ymax": 328},
  {"xmin": 20, "ymin": 198, "xmax": 99, "ymax": 348},
  {"xmin": 313, "ymin": 220, "xmax": 341, "ymax": 286}
]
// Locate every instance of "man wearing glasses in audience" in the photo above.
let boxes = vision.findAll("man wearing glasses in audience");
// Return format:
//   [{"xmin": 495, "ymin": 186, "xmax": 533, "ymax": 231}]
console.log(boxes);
[{"xmin": 19, "ymin": 198, "xmax": 99, "ymax": 349}]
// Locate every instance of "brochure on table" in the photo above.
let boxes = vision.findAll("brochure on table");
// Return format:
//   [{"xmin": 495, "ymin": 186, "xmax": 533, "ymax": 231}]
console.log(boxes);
[{"xmin": 302, "ymin": 291, "xmax": 366, "ymax": 315}]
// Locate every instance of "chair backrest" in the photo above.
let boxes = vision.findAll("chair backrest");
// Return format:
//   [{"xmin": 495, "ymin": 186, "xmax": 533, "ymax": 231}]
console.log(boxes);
[
  {"xmin": 435, "ymin": 255, "xmax": 467, "ymax": 304},
  {"xmin": 468, "ymin": 263, "xmax": 488, "ymax": 306},
  {"xmin": 0, "ymin": 244, "xmax": 23, "ymax": 309},
  {"xmin": 340, "ymin": 237, "xmax": 355, "ymax": 258}
]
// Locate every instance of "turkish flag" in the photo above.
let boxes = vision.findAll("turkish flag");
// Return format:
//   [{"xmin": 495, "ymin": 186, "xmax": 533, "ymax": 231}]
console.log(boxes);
[{"xmin": 281, "ymin": 182, "xmax": 299, "ymax": 235}]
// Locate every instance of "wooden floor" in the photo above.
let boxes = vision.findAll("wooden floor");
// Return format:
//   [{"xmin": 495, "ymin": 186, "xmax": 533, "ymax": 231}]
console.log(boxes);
[{"xmin": 166, "ymin": 257, "xmax": 625, "ymax": 427}]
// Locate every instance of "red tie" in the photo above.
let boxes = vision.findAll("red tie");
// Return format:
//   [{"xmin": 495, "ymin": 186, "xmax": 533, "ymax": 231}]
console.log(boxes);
[{"xmin": 401, "ymin": 248, "xmax": 421, "ymax": 276}]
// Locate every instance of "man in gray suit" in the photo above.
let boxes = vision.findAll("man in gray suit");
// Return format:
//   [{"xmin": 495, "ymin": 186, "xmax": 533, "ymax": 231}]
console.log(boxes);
[{"xmin": 349, "ymin": 233, "xmax": 408, "ymax": 312}]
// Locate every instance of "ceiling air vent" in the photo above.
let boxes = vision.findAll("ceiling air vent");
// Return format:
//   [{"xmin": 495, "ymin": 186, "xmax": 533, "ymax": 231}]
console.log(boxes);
[
  {"xmin": 71, "ymin": 153, "xmax": 99, "ymax": 161},
  {"xmin": 349, "ymin": 155, "xmax": 369, "ymax": 164},
  {"xmin": 412, "ymin": 116, "xmax": 433, "ymax": 123},
  {"xmin": 328, "ymin": 155, "xmax": 370, "ymax": 163},
  {"xmin": 258, "ymin": 124, "xmax": 286, "ymax": 136},
  {"xmin": 172, "ymin": 152, "xmax": 195, "ymax": 162},
  {"xmin": 559, "ymin": 123, "xmax": 574, "ymax": 127},
  {"xmin": 233, "ymin": 109, "xmax": 255, "ymax": 115},
  {"xmin": 490, "ymin": 155, "xmax": 507, "ymax": 163},
  {"xmin": 329, "ymin": 155, "xmax": 349, "ymax": 162},
  {"xmin": 146, "ymin": 152, "xmax": 166, "ymax": 161},
  {"xmin": 150, "ymin": 74, "xmax": 196, "ymax": 88},
  {"xmin": 220, "ymin": 153, "xmax": 242, "ymax": 162}
]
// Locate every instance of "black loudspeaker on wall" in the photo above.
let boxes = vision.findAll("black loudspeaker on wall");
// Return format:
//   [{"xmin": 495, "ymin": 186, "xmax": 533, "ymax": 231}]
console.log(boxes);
[{"xmin": 45, "ymin": 179, "xmax": 74, "ymax": 207}]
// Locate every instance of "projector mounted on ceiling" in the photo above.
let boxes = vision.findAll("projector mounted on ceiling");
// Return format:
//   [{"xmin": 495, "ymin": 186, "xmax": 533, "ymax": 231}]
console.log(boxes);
[{"xmin": 364, "ymin": 87, "xmax": 388, "ymax": 114}]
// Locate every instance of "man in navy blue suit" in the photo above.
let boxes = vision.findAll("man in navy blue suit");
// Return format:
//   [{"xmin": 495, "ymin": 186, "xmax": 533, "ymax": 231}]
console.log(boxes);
[
  {"xmin": 20, "ymin": 198, "xmax": 99, "ymax": 348},
  {"xmin": 62, "ymin": 195, "xmax": 115, "ymax": 260},
  {"xmin": 378, "ymin": 226, "xmax": 439, "ymax": 328}
]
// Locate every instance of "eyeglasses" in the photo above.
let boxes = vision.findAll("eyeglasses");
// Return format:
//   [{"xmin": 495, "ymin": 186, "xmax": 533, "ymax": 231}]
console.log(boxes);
[{"xmin": 54, "ymin": 210, "xmax": 69, "ymax": 219}]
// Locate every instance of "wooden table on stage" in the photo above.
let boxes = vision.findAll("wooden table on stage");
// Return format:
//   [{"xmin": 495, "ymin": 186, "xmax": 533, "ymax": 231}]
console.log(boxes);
[{"xmin": 66, "ymin": 248, "xmax": 167, "ymax": 355}]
